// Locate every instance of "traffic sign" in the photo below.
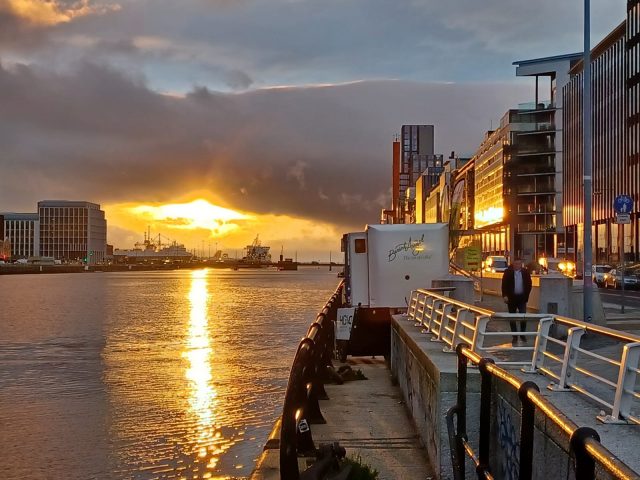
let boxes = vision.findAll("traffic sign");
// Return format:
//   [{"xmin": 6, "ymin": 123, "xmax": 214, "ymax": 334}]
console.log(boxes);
[
  {"xmin": 463, "ymin": 246, "xmax": 482, "ymax": 271},
  {"xmin": 616, "ymin": 213, "xmax": 631, "ymax": 224},
  {"xmin": 613, "ymin": 195, "xmax": 633, "ymax": 214}
]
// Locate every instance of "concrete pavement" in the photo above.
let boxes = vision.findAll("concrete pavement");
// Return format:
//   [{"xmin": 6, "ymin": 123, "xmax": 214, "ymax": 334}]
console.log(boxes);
[
  {"xmin": 251, "ymin": 359, "xmax": 435, "ymax": 480},
  {"xmin": 314, "ymin": 358, "xmax": 435, "ymax": 480}
]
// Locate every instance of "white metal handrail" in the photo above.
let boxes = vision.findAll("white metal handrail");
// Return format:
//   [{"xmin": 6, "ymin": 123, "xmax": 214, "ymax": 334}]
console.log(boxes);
[
  {"xmin": 404, "ymin": 288, "xmax": 640, "ymax": 425},
  {"xmin": 527, "ymin": 315, "xmax": 640, "ymax": 425},
  {"xmin": 407, "ymin": 289, "xmax": 546, "ymax": 366}
]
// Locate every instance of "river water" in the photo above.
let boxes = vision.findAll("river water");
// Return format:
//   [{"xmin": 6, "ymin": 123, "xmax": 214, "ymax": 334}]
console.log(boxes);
[{"xmin": 0, "ymin": 268, "xmax": 338, "ymax": 479}]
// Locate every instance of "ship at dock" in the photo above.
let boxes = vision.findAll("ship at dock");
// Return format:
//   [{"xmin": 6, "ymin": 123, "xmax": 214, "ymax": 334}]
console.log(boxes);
[
  {"xmin": 235, "ymin": 235, "xmax": 272, "ymax": 268},
  {"xmin": 276, "ymin": 246, "xmax": 298, "ymax": 271},
  {"xmin": 113, "ymin": 229, "xmax": 193, "ymax": 264}
]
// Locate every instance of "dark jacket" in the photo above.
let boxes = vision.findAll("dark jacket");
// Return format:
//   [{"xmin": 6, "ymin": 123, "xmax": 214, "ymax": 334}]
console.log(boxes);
[{"xmin": 501, "ymin": 266, "xmax": 532, "ymax": 301}]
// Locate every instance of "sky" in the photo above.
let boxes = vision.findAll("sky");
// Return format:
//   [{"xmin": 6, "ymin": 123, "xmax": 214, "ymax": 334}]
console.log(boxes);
[{"xmin": 0, "ymin": 0, "xmax": 626, "ymax": 260}]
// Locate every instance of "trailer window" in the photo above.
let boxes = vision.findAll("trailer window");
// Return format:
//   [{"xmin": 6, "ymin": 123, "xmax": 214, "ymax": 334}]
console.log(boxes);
[{"xmin": 354, "ymin": 239, "xmax": 366, "ymax": 254}]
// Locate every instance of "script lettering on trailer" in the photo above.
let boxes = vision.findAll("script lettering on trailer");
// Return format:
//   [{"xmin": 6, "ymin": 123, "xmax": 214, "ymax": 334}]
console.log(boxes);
[{"xmin": 387, "ymin": 234, "xmax": 432, "ymax": 262}]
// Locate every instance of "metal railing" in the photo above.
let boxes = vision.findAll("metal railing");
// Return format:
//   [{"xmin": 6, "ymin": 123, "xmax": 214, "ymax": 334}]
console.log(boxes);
[
  {"xmin": 280, "ymin": 282, "xmax": 344, "ymax": 480},
  {"xmin": 447, "ymin": 345, "xmax": 639, "ymax": 480},
  {"xmin": 525, "ymin": 314, "xmax": 640, "ymax": 425},
  {"xmin": 407, "ymin": 289, "xmax": 547, "ymax": 366},
  {"xmin": 406, "ymin": 288, "xmax": 640, "ymax": 424}
]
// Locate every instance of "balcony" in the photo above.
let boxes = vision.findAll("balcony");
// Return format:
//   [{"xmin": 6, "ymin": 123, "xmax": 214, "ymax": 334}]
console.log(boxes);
[
  {"xmin": 517, "ymin": 100, "xmax": 556, "ymax": 112},
  {"xmin": 515, "ymin": 190, "xmax": 556, "ymax": 197},
  {"xmin": 516, "ymin": 205, "xmax": 556, "ymax": 214},
  {"xmin": 517, "ymin": 149, "xmax": 557, "ymax": 157},
  {"xmin": 516, "ymin": 122, "xmax": 557, "ymax": 135},
  {"xmin": 516, "ymin": 223, "xmax": 557, "ymax": 233},
  {"xmin": 515, "ymin": 168, "xmax": 555, "ymax": 176}
]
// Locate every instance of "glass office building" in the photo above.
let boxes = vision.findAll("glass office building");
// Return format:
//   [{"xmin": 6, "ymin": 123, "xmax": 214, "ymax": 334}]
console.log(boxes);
[
  {"xmin": 2, "ymin": 213, "xmax": 40, "ymax": 259},
  {"xmin": 563, "ymin": 7, "xmax": 640, "ymax": 264},
  {"xmin": 38, "ymin": 201, "xmax": 107, "ymax": 264}
]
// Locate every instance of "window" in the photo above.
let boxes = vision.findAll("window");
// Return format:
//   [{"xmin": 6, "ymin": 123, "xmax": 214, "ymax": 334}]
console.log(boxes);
[{"xmin": 354, "ymin": 239, "xmax": 366, "ymax": 254}]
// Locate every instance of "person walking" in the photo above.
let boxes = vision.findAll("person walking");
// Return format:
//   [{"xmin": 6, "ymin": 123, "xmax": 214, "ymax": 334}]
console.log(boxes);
[{"xmin": 501, "ymin": 258, "xmax": 532, "ymax": 345}]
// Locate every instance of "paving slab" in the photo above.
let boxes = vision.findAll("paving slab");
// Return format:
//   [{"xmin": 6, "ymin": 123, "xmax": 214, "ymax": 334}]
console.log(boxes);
[{"xmin": 314, "ymin": 358, "xmax": 435, "ymax": 480}]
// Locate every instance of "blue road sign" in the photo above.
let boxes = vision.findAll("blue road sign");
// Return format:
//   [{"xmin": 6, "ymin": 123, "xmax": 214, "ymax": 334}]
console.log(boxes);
[{"xmin": 614, "ymin": 195, "xmax": 633, "ymax": 214}]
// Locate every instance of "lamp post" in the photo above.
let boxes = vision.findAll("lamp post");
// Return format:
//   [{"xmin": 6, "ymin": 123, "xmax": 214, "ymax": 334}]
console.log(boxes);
[{"xmin": 582, "ymin": 0, "xmax": 593, "ymax": 323}]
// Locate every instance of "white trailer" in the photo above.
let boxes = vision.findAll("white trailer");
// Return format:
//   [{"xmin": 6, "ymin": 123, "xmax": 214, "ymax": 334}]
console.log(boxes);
[
  {"xmin": 344, "ymin": 223, "xmax": 449, "ymax": 308},
  {"xmin": 342, "ymin": 231, "xmax": 369, "ymax": 307},
  {"xmin": 340, "ymin": 223, "xmax": 450, "ymax": 356}
]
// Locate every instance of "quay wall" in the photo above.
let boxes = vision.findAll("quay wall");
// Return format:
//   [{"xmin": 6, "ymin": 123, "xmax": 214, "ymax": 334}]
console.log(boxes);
[{"xmin": 390, "ymin": 315, "xmax": 480, "ymax": 479}]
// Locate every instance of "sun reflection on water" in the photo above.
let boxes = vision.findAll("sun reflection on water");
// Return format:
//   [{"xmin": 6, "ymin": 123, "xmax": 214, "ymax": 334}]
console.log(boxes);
[{"xmin": 184, "ymin": 269, "xmax": 224, "ymax": 474}]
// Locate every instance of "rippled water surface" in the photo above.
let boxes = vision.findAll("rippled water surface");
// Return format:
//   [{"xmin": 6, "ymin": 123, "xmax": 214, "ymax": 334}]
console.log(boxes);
[{"xmin": 0, "ymin": 268, "xmax": 338, "ymax": 479}]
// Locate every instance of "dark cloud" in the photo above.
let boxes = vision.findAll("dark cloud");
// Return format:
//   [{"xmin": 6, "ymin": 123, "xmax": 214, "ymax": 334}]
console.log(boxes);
[
  {"xmin": 223, "ymin": 69, "xmax": 253, "ymax": 90},
  {"xmin": 0, "ymin": 8, "xmax": 46, "ymax": 49},
  {"xmin": 0, "ymin": 60, "xmax": 530, "ymax": 228},
  {"xmin": 0, "ymin": 0, "xmax": 624, "ymax": 90},
  {"xmin": 93, "ymin": 37, "xmax": 139, "ymax": 55}
]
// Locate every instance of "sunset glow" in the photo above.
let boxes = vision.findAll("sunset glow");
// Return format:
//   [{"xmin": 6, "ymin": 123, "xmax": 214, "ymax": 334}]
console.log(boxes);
[
  {"xmin": 5, "ymin": 0, "xmax": 117, "ymax": 26},
  {"xmin": 131, "ymin": 199, "xmax": 250, "ymax": 235},
  {"xmin": 104, "ymin": 199, "xmax": 342, "ymax": 259}
]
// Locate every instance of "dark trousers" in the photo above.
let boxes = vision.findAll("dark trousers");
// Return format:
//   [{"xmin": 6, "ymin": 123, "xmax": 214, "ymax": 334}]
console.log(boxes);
[{"xmin": 508, "ymin": 294, "xmax": 527, "ymax": 335}]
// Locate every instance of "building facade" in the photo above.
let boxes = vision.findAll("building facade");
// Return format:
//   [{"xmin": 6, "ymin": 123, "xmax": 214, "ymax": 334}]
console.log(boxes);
[
  {"xmin": 563, "ymin": 13, "xmax": 640, "ymax": 265},
  {"xmin": 393, "ymin": 125, "xmax": 444, "ymax": 223},
  {"xmin": 472, "ymin": 119, "xmax": 511, "ymax": 257},
  {"xmin": 628, "ymin": 1, "xmax": 640, "ymax": 213},
  {"xmin": 513, "ymin": 53, "xmax": 582, "ymax": 259},
  {"xmin": 471, "ymin": 104, "xmax": 574, "ymax": 262},
  {"xmin": 0, "ymin": 214, "xmax": 9, "ymax": 262},
  {"xmin": 2, "ymin": 213, "xmax": 40, "ymax": 259},
  {"xmin": 38, "ymin": 201, "xmax": 107, "ymax": 264},
  {"xmin": 451, "ymin": 159, "xmax": 475, "ymax": 232}
]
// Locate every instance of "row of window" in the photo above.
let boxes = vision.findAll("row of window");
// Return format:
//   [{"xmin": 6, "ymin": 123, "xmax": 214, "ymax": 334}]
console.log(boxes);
[{"xmin": 628, "ymin": 1, "xmax": 640, "ymax": 40}]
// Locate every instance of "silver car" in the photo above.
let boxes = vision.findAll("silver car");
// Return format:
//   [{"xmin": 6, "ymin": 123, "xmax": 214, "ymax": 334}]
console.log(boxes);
[{"xmin": 592, "ymin": 264, "xmax": 612, "ymax": 287}]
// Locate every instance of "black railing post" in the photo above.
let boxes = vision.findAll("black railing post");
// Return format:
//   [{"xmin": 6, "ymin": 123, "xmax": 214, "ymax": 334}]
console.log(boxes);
[
  {"xmin": 456, "ymin": 345, "xmax": 468, "ymax": 442},
  {"xmin": 317, "ymin": 316, "xmax": 332, "ymax": 400},
  {"xmin": 280, "ymin": 282, "xmax": 344, "ymax": 480},
  {"xmin": 308, "ymin": 319, "xmax": 329, "ymax": 401},
  {"xmin": 517, "ymin": 381, "xmax": 540, "ymax": 480},
  {"xmin": 477, "ymin": 357, "xmax": 495, "ymax": 478},
  {"xmin": 280, "ymin": 342, "xmax": 307, "ymax": 480},
  {"xmin": 570, "ymin": 427, "xmax": 600, "ymax": 480},
  {"xmin": 453, "ymin": 344, "xmax": 470, "ymax": 480}
]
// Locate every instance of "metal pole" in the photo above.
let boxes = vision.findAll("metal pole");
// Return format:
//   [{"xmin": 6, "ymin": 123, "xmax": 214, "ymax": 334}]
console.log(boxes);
[
  {"xmin": 583, "ymin": 0, "xmax": 593, "ymax": 323},
  {"xmin": 620, "ymin": 223, "xmax": 626, "ymax": 313}
]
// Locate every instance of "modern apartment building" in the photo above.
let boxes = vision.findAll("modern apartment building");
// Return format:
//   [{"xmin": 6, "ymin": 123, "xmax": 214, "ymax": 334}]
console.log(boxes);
[
  {"xmin": 0, "ymin": 214, "xmax": 9, "ymax": 262},
  {"xmin": 563, "ymin": 5, "xmax": 640, "ymax": 264},
  {"xmin": 38, "ymin": 201, "xmax": 107, "ymax": 264},
  {"xmin": 472, "ymin": 117, "xmax": 512, "ymax": 257},
  {"xmin": 2, "ymin": 213, "xmax": 40, "ymax": 259},
  {"xmin": 512, "ymin": 53, "xmax": 582, "ymax": 258},
  {"xmin": 393, "ymin": 125, "xmax": 444, "ymax": 223},
  {"xmin": 629, "ymin": 0, "xmax": 640, "ymax": 166}
]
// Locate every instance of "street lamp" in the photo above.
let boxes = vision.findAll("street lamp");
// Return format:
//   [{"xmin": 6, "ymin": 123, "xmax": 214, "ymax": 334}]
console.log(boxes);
[{"xmin": 582, "ymin": 0, "xmax": 594, "ymax": 323}]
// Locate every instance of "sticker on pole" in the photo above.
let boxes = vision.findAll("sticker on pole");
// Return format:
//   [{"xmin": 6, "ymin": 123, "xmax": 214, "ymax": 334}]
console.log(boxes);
[
  {"xmin": 613, "ymin": 195, "xmax": 633, "ymax": 214},
  {"xmin": 616, "ymin": 213, "xmax": 631, "ymax": 224},
  {"xmin": 336, "ymin": 308, "xmax": 355, "ymax": 340}
]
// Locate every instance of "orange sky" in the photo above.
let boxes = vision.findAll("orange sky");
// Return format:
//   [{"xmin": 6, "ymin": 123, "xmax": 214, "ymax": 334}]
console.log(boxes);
[{"xmin": 104, "ymin": 198, "xmax": 344, "ymax": 261}]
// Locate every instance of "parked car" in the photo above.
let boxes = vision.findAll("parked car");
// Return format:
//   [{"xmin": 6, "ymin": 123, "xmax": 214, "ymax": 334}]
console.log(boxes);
[
  {"xmin": 545, "ymin": 258, "xmax": 577, "ymax": 278},
  {"xmin": 603, "ymin": 268, "xmax": 640, "ymax": 290},
  {"xmin": 592, "ymin": 264, "xmax": 612, "ymax": 287},
  {"xmin": 484, "ymin": 255, "xmax": 508, "ymax": 273}
]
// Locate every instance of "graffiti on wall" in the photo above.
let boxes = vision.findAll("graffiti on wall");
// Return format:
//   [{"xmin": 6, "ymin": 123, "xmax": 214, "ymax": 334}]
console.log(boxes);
[{"xmin": 498, "ymin": 398, "xmax": 519, "ymax": 480}]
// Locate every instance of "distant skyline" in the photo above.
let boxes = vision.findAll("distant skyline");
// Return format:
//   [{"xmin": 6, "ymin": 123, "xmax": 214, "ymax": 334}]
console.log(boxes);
[{"xmin": 0, "ymin": 0, "xmax": 627, "ymax": 254}]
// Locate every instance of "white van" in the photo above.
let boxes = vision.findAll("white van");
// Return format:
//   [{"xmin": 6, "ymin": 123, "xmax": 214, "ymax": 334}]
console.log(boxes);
[{"xmin": 484, "ymin": 255, "xmax": 509, "ymax": 273}]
